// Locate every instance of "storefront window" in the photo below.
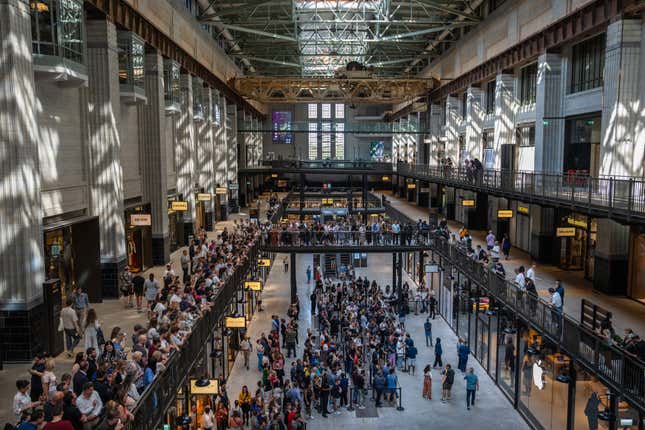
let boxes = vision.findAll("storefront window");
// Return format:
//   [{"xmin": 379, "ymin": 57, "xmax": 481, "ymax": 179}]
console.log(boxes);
[
  {"xmin": 564, "ymin": 115, "xmax": 601, "ymax": 176},
  {"xmin": 573, "ymin": 365, "xmax": 611, "ymax": 430},
  {"xmin": 44, "ymin": 228, "xmax": 75, "ymax": 303},
  {"xmin": 31, "ymin": 0, "xmax": 85, "ymax": 65},
  {"xmin": 117, "ymin": 32, "xmax": 145, "ymax": 96},
  {"xmin": 497, "ymin": 306, "xmax": 517, "ymax": 398},
  {"xmin": 163, "ymin": 60, "xmax": 181, "ymax": 111}
]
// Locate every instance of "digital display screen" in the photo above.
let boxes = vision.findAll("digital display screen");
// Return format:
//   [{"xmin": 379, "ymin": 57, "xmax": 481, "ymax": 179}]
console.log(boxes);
[{"xmin": 272, "ymin": 111, "xmax": 293, "ymax": 144}]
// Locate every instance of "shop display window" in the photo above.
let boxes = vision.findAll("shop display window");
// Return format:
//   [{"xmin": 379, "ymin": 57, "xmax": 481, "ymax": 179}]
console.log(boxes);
[
  {"xmin": 497, "ymin": 307, "xmax": 517, "ymax": 398},
  {"xmin": 31, "ymin": 0, "xmax": 85, "ymax": 65},
  {"xmin": 117, "ymin": 32, "xmax": 145, "ymax": 100},
  {"xmin": 164, "ymin": 60, "xmax": 181, "ymax": 112},
  {"xmin": 573, "ymin": 365, "xmax": 611, "ymax": 430},
  {"xmin": 44, "ymin": 228, "xmax": 75, "ymax": 304}
]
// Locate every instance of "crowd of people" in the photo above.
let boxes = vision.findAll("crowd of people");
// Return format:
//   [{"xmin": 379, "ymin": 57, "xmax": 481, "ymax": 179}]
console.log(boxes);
[{"xmin": 10, "ymin": 220, "xmax": 261, "ymax": 430}]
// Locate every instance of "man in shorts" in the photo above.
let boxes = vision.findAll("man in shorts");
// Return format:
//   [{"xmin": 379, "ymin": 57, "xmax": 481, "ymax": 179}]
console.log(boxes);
[
  {"xmin": 441, "ymin": 364, "xmax": 455, "ymax": 402},
  {"xmin": 131, "ymin": 271, "xmax": 145, "ymax": 312}
]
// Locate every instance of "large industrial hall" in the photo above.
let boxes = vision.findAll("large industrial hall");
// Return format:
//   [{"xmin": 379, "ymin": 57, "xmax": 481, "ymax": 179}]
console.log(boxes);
[{"xmin": 1, "ymin": 0, "xmax": 644, "ymax": 429}]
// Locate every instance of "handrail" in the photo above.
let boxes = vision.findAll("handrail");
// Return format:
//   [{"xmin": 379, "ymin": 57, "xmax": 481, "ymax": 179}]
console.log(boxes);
[
  {"xmin": 396, "ymin": 163, "xmax": 645, "ymax": 216},
  {"xmin": 258, "ymin": 160, "xmax": 394, "ymax": 170},
  {"xmin": 125, "ymin": 243, "xmax": 259, "ymax": 430}
]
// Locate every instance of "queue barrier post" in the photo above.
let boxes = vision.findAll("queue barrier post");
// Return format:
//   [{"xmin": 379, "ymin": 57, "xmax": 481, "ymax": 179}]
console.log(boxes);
[{"xmin": 397, "ymin": 387, "xmax": 404, "ymax": 411}]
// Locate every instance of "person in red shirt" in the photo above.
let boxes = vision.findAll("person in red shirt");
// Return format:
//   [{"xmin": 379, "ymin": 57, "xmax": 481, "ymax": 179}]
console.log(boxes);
[{"xmin": 43, "ymin": 404, "xmax": 74, "ymax": 430}]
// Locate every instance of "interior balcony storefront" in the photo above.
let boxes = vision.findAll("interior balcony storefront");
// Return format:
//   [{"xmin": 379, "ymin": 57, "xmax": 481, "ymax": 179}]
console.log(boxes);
[
  {"xmin": 123, "ymin": 202, "xmax": 153, "ymax": 274},
  {"xmin": 430, "ymin": 247, "xmax": 645, "ymax": 430}
]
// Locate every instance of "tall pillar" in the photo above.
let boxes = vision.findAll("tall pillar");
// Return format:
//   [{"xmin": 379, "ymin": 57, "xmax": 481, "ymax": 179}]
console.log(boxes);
[
  {"xmin": 199, "ymin": 86, "xmax": 214, "ymax": 230},
  {"xmin": 0, "ymin": 0, "xmax": 46, "ymax": 359},
  {"xmin": 429, "ymin": 104, "xmax": 443, "ymax": 167},
  {"xmin": 445, "ymin": 96, "xmax": 461, "ymax": 166},
  {"xmin": 535, "ymin": 53, "xmax": 564, "ymax": 173},
  {"xmin": 177, "ymin": 74, "xmax": 195, "ymax": 244},
  {"xmin": 465, "ymin": 86, "xmax": 484, "ymax": 161},
  {"xmin": 594, "ymin": 20, "xmax": 643, "ymax": 294},
  {"xmin": 141, "ymin": 50, "xmax": 169, "ymax": 265},
  {"xmin": 85, "ymin": 19, "xmax": 126, "ymax": 298},
  {"xmin": 226, "ymin": 103, "xmax": 238, "ymax": 211},
  {"xmin": 392, "ymin": 253, "xmax": 397, "ymax": 290},
  {"xmin": 530, "ymin": 206, "xmax": 556, "ymax": 264},
  {"xmin": 493, "ymin": 74, "xmax": 516, "ymax": 170}
]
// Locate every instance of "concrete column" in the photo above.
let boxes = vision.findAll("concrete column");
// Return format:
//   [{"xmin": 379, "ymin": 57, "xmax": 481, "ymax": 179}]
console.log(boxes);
[
  {"xmin": 141, "ymin": 51, "xmax": 169, "ymax": 265},
  {"xmin": 0, "ymin": 0, "xmax": 45, "ymax": 313},
  {"xmin": 429, "ymin": 104, "xmax": 443, "ymax": 167},
  {"xmin": 535, "ymin": 53, "xmax": 564, "ymax": 173},
  {"xmin": 529, "ymin": 206, "xmax": 556, "ymax": 263},
  {"xmin": 290, "ymin": 253, "xmax": 297, "ymax": 304},
  {"xmin": 466, "ymin": 86, "xmax": 484, "ymax": 161},
  {"xmin": 177, "ymin": 74, "xmax": 195, "ymax": 243},
  {"xmin": 493, "ymin": 74, "xmax": 516, "ymax": 170},
  {"xmin": 594, "ymin": 20, "xmax": 643, "ymax": 294},
  {"xmin": 237, "ymin": 110, "xmax": 247, "ymax": 169},
  {"xmin": 227, "ymin": 103, "xmax": 238, "ymax": 210},
  {"xmin": 601, "ymin": 19, "xmax": 644, "ymax": 177},
  {"xmin": 214, "ymin": 94, "xmax": 226, "ymax": 187},
  {"xmin": 199, "ymin": 86, "xmax": 214, "ymax": 230},
  {"xmin": 85, "ymin": 19, "xmax": 127, "ymax": 297},
  {"xmin": 445, "ymin": 96, "xmax": 461, "ymax": 166}
]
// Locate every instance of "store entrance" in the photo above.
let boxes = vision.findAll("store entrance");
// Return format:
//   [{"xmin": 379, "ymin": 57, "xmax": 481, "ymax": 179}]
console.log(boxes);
[
  {"xmin": 628, "ymin": 229, "xmax": 645, "ymax": 303},
  {"xmin": 557, "ymin": 214, "xmax": 596, "ymax": 280},
  {"xmin": 127, "ymin": 229, "xmax": 144, "ymax": 273}
]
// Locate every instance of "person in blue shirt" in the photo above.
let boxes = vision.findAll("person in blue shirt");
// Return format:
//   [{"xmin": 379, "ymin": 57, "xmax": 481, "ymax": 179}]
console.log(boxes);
[
  {"xmin": 433, "ymin": 338, "xmax": 443, "ymax": 368},
  {"xmin": 464, "ymin": 368, "xmax": 479, "ymax": 410},
  {"xmin": 406, "ymin": 342, "xmax": 418, "ymax": 375},
  {"xmin": 306, "ymin": 266, "xmax": 312, "ymax": 284},
  {"xmin": 424, "ymin": 319, "xmax": 433, "ymax": 347},
  {"xmin": 17, "ymin": 409, "xmax": 43, "ymax": 430},
  {"xmin": 457, "ymin": 339, "xmax": 470, "ymax": 372},
  {"xmin": 386, "ymin": 368, "xmax": 398, "ymax": 404}
]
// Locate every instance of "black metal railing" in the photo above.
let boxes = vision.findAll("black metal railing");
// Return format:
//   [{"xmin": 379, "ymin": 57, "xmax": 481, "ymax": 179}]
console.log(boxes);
[
  {"xmin": 260, "ymin": 159, "xmax": 393, "ymax": 171},
  {"xmin": 259, "ymin": 229, "xmax": 430, "ymax": 248},
  {"xmin": 397, "ymin": 163, "xmax": 645, "ymax": 218},
  {"xmin": 126, "ymin": 244, "xmax": 259, "ymax": 430}
]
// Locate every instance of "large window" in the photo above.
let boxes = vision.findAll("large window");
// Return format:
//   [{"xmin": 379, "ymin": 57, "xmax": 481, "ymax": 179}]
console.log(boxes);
[
  {"xmin": 520, "ymin": 63, "xmax": 537, "ymax": 105},
  {"xmin": 163, "ymin": 60, "xmax": 181, "ymax": 111},
  {"xmin": 570, "ymin": 34, "xmax": 605, "ymax": 93},
  {"xmin": 117, "ymin": 32, "xmax": 145, "ymax": 94},
  {"xmin": 31, "ymin": 0, "xmax": 85, "ymax": 64},
  {"xmin": 516, "ymin": 125, "xmax": 535, "ymax": 147},
  {"xmin": 564, "ymin": 115, "xmax": 601, "ymax": 176},
  {"xmin": 307, "ymin": 103, "xmax": 345, "ymax": 159},
  {"xmin": 485, "ymin": 80, "xmax": 496, "ymax": 114}
]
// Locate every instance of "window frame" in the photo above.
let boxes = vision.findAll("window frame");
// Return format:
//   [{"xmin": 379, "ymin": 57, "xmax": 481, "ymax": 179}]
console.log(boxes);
[
  {"xmin": 570, "ymin": 33, "xmax": 606, "ymax": 94},
  {"xmin": 516, "ymin": 124, "xmax": 536, "ymax": 147},
  {"xmin": 519, "ymin": 63, "xmax": 537, "ymax": 106},
  {"xmin": 485, "ymin": 80, "xmax": 496, "ymax": 114}
]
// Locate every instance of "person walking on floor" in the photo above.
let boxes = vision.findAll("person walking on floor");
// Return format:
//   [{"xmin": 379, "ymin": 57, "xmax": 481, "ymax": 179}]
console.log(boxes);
[
  {"xmin": 373, "ymin": 370, "xmax": 386, "ymax": 407},
  {"xmin": 306, "ymin": 266, "xmax": 312, "ymax": 284},
  {"xmin": 502, "ymin": 234, "xmax": 511, "ymax": 260},
  {"xmin": 457, "ymin": 339, "xmax": 470, "ymax": 373},
  {"xmin": 61, "ymin": 298, "xmax": 81, "ymax": 357},
  {"xmin": 201, "ymin": 405, "xmax": 215, "ymax": 430},
  {"xmin": 283, "ymin": 256, "xmax": 289, "ymax": 273},
  {"xmin": 422, "ymin": 365, "xmax": 432, "ymax": 400},
  {"xmin": 433, "ymin": 338, "xmax": 443, "ymax": 368},
  {"xmin": 441, "ymin": 364, "xmax": 454, "ymax": 402},
  {"xmin": 424, "ymin": 318, "xmax": 433, "ymax": 347},
  {"xmin": 240, "ymin": 336, "xmax": 252, "ymax": 370},
  {"xmin": 256, "ymin": 339, "xmax": 264, "ymax": 372},
  {"xmin": 83, "ymin": 309, "xmax": 101, "ymax": 352},
  {"xmin": 464, "ymin": 367, "xmax": 479, "ymax": 410}
]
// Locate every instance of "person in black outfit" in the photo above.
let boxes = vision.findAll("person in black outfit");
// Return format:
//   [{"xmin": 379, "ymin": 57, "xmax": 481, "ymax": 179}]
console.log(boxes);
[
  {"xmin": 73, "ymin": 361, "xmax": 89, "ymax": 396},
  {"xmin": 429, "ymin": 296, "xmax": 437, "ymax": 319},
  {"xmin": 86, "ymin": 347, "xmax": 98, "ymax": 380},
  {"xmin": 320, "ymin": 373, "xmax": 331, "ymax": 417},
  {"xmin": 29, "ymin": 353, "xmax": 46, "ymax": 402},
  {"xmin": 310, "ymin": 291, "xmax": 317, "ymax": 315},
  {"xmin": 373, "ymin": 370, "xmax": 386, "ymax": 407},
  {"xmin": 93, "ymin": 370, "xmax": 111, "ymax": 404},
  {"xmin": 62, "ymin": 390, "xmax": 83, "ymax": 430}
]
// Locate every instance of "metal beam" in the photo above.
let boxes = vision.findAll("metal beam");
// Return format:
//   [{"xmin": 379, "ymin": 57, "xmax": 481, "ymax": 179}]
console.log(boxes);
[
  {"xmin": 246, "ymin": 56, "xmax": 301, "ymax": 68},
  {"xmin": 217, "ymin": 24, "xmax": 297, "ymax": 42},
  {"xmin": 377, "ymin": 25, "xmax": 463, "ymax": 41},
  {"xmin": 413, "ymin": 0, "xmax": 481, "ymax": 21}
]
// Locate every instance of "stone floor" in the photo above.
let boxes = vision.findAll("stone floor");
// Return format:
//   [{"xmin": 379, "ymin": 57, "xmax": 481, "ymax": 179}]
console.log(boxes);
[
  {"xmin": 379, "ymin": 191, "xmax": 645, "ymax": 335},
  {"xmin": 224, "ymin": 252, "xmax": 529, "ymax": 430}
]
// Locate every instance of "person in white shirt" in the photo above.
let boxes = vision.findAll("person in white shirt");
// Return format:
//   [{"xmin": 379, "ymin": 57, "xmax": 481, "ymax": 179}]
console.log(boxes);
[
  {"xmin": 13, "ymin": 380, "xmax": 39, "ymax": 421},
  {"xmin": 202, "ymin": 405, "xmax": 215, "ymax": 429},
  {"xmin": 76, "ymin": 382, "xmax": 103, "ymax": 427},
  {"xmin": 549, "ymin": 288, "xmax": 563, "ymax": 312},
  {"xmin": 515, "ymin": 266, "xmax": 526, "ymax": 290},
  {"xmin": 526, "ymin": 263, "xmax": 536, "ymax": 281},
  {"xmin": 163, "ymin": 263, "xmax": 176, "ymax": 279}
]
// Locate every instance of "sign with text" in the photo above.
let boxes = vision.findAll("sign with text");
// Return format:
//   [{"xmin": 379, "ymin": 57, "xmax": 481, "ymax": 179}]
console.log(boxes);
[
  {"xmin": 271, "ymin": 173, "xmax": 279, "ymax": 178},
  {"xmin": 215, "ymin": 187, "xmax": 228, "ymax": 195},
  {"xmin": 382, "ymin": 176, "xmax": 390, "ymax": 181},
  {"xmin": 462, "ymin": 199, "xmax": 475, "ymax": 207},
  {"xmin": 189, "ymin": 379, "xmax": 219, "ymax": 395},
  {"xmin": 245, "ymin": 281, "xmax": 262, "ymax": 291},
  {"xmin": 567, "ymin": 217, "xmax": 587, "ymax": 229},
  {"xmin": 197, "ymin": 193, "xmax": 212, "ymax": 201},
  {"xmin": 556, "ymin": 227, "xmax": 576, "ymax": 237},
  {"xmin": 225, "ymin": 316, "xmax": 246, "ymax": 328},
  {"xmin": 321, "ymin": 198, "xmax": 334, "ymax": 205},
  {"xmin": 257, "ymin": 258, "xmax": 271, "ymax": 267},
  {"xmin": 130, "ymin": 214, "xmax": 151, "ymax": 226},
  {"xmin": 171, "ymin": 201, "xmax": 188, "ymax": 211},
  {"xmin": 425, "ymin": 264, "xmax": 440, "ymax": 273},
  {"xmin": 517, "ymin": 206, "xmax": 530, "ymax": 215},
  {"xmin": 407, "ymin": 183, "xmax": 416, "ymax": 189},
  {"xmin": 497, "ymin": 210, "xmax": 513, "ymax": 219}
]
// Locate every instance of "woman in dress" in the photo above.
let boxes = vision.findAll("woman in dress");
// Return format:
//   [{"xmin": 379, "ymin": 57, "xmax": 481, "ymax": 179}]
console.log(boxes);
[
  {"xmin": 83, "ymin": 308, "xmax": 100, "ymax": 351},
  {"xmin": 422, "ymin": 364, "xmax": 432, "ymax": 399}
]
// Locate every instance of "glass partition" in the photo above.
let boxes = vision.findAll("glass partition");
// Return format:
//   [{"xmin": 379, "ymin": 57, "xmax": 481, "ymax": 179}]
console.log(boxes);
[
  {"xmin": 163, "ymin": 60, "xmax": 181, "ymax": 113},
  {"xmin": 31, "ymin": 0, "xmax": 85, "ymax": 71},
  {"xmin": 117, "ymin": 32, "xmax": 145, "ymax": 102},
  {"xmin": 573, "ymin": 364, "xmax": 611, "ymax": 430},
  {"xmin": 193, "ymin": 77, "xmax": 205, "ymax": 121},
  {"xmin": 497, "ymin": 306, "xmax": 517, "ymax": 398}
]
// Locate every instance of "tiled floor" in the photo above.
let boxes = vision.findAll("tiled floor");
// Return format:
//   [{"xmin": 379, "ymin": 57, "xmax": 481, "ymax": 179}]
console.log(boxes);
[
  {"xmin": 378, "ymin": 191, "xmax": 645, "ymax": 335},
  {"xmin": 224, "ymin": 252, "xmax": 528, "ymax": 430}
]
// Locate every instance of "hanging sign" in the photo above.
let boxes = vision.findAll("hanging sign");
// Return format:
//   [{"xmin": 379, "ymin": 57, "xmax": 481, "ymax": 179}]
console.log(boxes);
[
  {"xmin": 425, "ymin": 264, "xmax": 439, "ymax": 273},
  {"xmin": 321, "ymin": 198, "xmax": 334, "ymax": 205},
  {"xmin": 189, "ymin": 379, "xmax": 219, "ymax": 395},
  {"xmin": 382, "ymin": 176, "xmax": 390, "ymax": 181},
  {"xmin": 497, "ymin": 210, "xmax": 513, "ymax": 219},
  {"xmin": 171, "ymin": 201, "xmax": 188, "ymax": 211},
  {"xmin": 567, "ymin": 217, "xmax": 587, "ymax": 229},
  {"xmin": 215, "ymin": 187, "xmax": 228, "ymax": 195},
  {"xmin": 257, "ymin": 258, "xmax": 271, "ymax": 267},
  {"xmin": 556, "ymin": 227, "xmax": 576, "ymax": 237},
  {"xmin": 407, "ymin": 183, "xmax": 417, "ymax": 189},
  {"xmin": 462, "ymin": 199, "xmax": 475, "ymax": 207},
  {"xmin": 271, "ymin": 173, "xmax": 279, "ymax": 178},
  {"xmin": 245, "ymin": 281, "xmax": 262, "ymax": 291},
  {"xmin": 130, "ymin": 214, "xmax": 151, "ymax": 226},
  {"xmin": 229, "ymin": 183, "xmax": 239, "ymax": 190},
  {"xmin": 517, "ymin": 205, "xmax": 530, "ymax": 215},
  {"xmin": 225, "ymin": 316, "xmax": 246, "ymax": 328},
  {"xmin": 197, "ymin": 193, "xmax": 212, "ymax": 201}
]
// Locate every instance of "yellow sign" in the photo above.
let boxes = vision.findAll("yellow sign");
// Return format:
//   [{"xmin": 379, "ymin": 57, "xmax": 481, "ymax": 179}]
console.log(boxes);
[
  {"xmin": 197, "ymin": 193, "xmax": 212, "ymax": 201},
  {"xmin": 245, "ymin": 281, "xmax": 262, "ymax": 291},
  {"xmin": 215, "ymin": 187, "xmax": 228, "ymax": 195},
  {"xmin": 407, "ymin": 183, "xmax": 416, "ymax": 189},
  {"xmin": 257, "ymin": 258, "xmax": 271, "ymax": 267},
  {"xmin": 322, "ymin": 198, "xmax": 334, "ymax": 205},
  {"xmin": 567, "ymin": 217, "xmax": 587, "ymax": 229},
  {"xmin": 498, "ymin": 210, "xmax": 513, "ymax": 219},
  {"xmin": 130, "ymin": 214, "xmax": 151, "ymax": 226},
  {"xmin": 271, "ymin": 173, "xmax": 279, "ymax": 178},
  {"xmin": 557, "ymin": 227, "xmax": 576, "ymax": 237},
  {"xmin": 462, "ymin": 199, "xmax": 475, "ymax": 207},
  {"xmin": 382, "ymin": 176, "xmax": 390, "ymax": 181},
  {"xmin": 171, "ymin": 201, "xmax": 188, "ymax": 211},
  {"xmin": 189, "ymin": 379, "xmax": 219, "ymax": 395},
  {"xmin": 517, "ymin": 206, "xmax": 530, "ymax": 215},
  {"xmin": 225, "ymin": 316, "xmax": 246, "ymax": 328}
]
